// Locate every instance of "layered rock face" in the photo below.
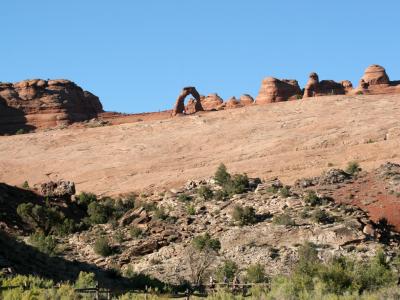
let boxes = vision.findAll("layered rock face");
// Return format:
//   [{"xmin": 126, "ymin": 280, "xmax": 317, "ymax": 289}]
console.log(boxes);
[
  {"xmin": 303, "ymin": 73, "xmax": 348, "ymax": 98},
  {"xmin": 0, "ymin": 79, "xmax": 103, "ymax": 134},
  {"xmin": 200, "ymin": 93, "xmax": 223, "ymax": 110},
  {"xmin": 172, "ymin": 86, "xmax": 202, "ymax": 116},
  {"xmin": 356, "ymin": 64, "xmax": 400, "ymax": 95},
  {"xmin": 255, "ymin": 77, "xmax": 301, "ymax": 104}
]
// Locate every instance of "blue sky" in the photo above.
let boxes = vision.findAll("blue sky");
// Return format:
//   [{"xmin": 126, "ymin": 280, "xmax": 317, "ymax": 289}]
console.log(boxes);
[{"xmin": 1, "ymin": 1, "xmax": 399, "ymax": 113}]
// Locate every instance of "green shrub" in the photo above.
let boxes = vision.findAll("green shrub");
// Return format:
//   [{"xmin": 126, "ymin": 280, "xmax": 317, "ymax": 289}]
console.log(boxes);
[
  {"xmin": 197, "ymin": 185, "xmax": 213, "ymax": 200},
  {"xmin": 56, "ymin": 218, "xmax": 77, "ymax": 235},
  {"xmin": 186, "ymin": 204, "xmax": 196, "ymax": 215},
  {"xmin": 192, "ymin": 233, "xmax": 221, "ymax": 252},
  {"xmin": 273, "ymin": 213, "xmax": 295, "ymax": 226},
  {"xmin": 346, "ymin": 161, "xmax": 361, "ymax": 175},
  {"xmin": 129, "ymin": 226, "xmax": 143, "ymax": 238},
  {"xmin": 232, "ymin": 205, "xmax": 257, "ymax": 225},
  {"xmin": 74, "ymin": 271, "xmax": 96, "ymax": 288},
  {"xmin": 223, "ymin": 173, "xmax": 249, "ymax": 196},
  {"xmin": 178, "ymin": 193, "xmax": 193, "ymax": 202},
  {"xmin": 93, "ymin": 236, "xmax": 112, "ymax": 257},
  {"xmin": 246, "ymin": 264, "xmax": 267, "ymax": 283},
  {"xmin": 304, "ymin": 190, "xmax": 322, "ymax": 206},
  {"xmin": 280, "ymin": 186, "xmax": 291, "ymax": 198},
  {"xmin": 76, "ymin": 192, "xmax": 97, "ymax": 207},
  {"xmin": 29, "ymin": 232, "xmax": 57, "ymax": 255},
  {"xmin": 267, "ymin": 186, "xmax": 279, "ymax": 194},
  {"xmin": 153, "ymin": 206, "xmax": 168, "ymax": 220},
  {"xmin": 215, "ymin": 260, "xmax": 238, "ymax": 282},
  {"xmin": 22, "ymin": 180, "xmax": 30, "ymax": 189},
  {"xmin": 87, "ymin": 201, "xmax": 111, "ymax": 224},
  {"xmin": 214, "ymin": 163, "xmax": 231, "ymax": 186},
  {"xmin": 114, "ymin": 230, "xmax": 125, "ymax": 243},
  {"xmin": 312, "ymin": 208, "xmax": 332, "ymax": 224},
  {"xmin": 15, "ymin": 128, "xmax": 26, "ymax": 135}
]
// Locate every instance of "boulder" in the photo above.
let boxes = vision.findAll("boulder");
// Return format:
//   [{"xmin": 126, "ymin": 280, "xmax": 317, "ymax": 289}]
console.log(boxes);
[
  {"xmin": 303, "ymin": 73, "xmax": 319, "ymax": 98},
  {"xmin": 255, "ymin": 77, "xmax": 301, "ymax": 104},
  {"xmin": 239, "ymin": 94, "xmax": 254, "ymax": 106},
  {"xmin": 224, "ymin": 97, "xmax": 242, "ymax": 109},
  {"xmin": 0, "ymin": 79, "xmax": 103, "ymax": 134},
  {"xmin": 35, "ymin": 180, "xmax": 76, "ymax": 198},
  {"xmin": 361, "ymin": 64, "xmax": 390, "ymax": 86},
  {"xmin": 201, "ymin": 93, "xmax": 223, "ymax": 111},
  {"xmin": 304, "ymin": 73, "xmax": 347, "ymax": 97}
]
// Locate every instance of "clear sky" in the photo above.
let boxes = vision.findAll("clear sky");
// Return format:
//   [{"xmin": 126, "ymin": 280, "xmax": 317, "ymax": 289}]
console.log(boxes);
[{"xmin": 1, "ymin": 1, "xmax": 399, "ymax": 113}]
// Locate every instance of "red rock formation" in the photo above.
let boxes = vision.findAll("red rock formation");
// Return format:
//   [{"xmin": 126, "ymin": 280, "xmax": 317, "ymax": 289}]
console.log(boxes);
[
  {"xmin": 361, "ymin": 65, "xmax": 390, "ymax": 85},
  {"xmin": 172, "ymin": 87, "xmax": 203, "ymax": 116},
  {"xmin": 255, "ymin": 77, "xmax": 301, "ymax": 104},
  {"xmin": 201, "ymin": 93, "xmax": 223, "ymax": 110},
  {"xmin": 224, "ymin": 96, "xmax": 242, "ymax": 109},
  {"xmin": 240, "ymin": 94, "xmax": 254, "ymax": 106},
  {"xmin": 0, "ymin": 79, "xmax": 103, "ymax": 134},
  {"xmin": 354, "ymin": 65, "xmax": 400, "ymax": 95},
  {"xmin": 303, "ymin": 73, "xmax": 348, "ymax": 98}
]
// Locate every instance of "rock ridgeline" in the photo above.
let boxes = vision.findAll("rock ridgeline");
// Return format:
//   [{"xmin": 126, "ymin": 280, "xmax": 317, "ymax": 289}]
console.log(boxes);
[
  {"xmin": 0, "ymin": 79, "xmax": 103, "ymax": 134},
  {"xmin": 173, "ymin": 64, "xmax": 400, "ymax": 115}
]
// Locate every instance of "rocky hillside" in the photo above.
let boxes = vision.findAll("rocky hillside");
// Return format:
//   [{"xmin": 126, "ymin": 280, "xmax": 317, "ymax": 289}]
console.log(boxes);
[
  {"xmin": 0, "ymin": 79, "xmax": 103, "ymax": 134},
  {"xmin": 2, "ymin": 163, "xmax": 400, "ymax": 288}
]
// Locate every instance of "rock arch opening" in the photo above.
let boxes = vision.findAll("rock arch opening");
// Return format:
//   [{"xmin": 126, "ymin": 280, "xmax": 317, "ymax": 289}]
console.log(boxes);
[{"xmin": 172, "ymin": 86, "xmax": 203, "ymax": 116}]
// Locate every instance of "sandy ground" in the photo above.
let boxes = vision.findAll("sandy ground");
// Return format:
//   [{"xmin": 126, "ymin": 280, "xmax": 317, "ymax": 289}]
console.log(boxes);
[{"xmin": 1, "ymin": 94, "xmax": 400, "ymax": 196}]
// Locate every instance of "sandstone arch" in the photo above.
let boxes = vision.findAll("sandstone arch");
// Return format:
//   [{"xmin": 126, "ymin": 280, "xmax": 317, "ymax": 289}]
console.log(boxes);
[{"xmin": 172, "ymin": 86, "xmax": 203, "ymax": 116}]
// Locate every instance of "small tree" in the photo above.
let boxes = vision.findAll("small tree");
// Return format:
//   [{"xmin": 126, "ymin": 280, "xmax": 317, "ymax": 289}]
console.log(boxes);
[
  {"xmin": 197, "ymin": 186, "xmax": 213, "ymax": 200},
  {"xmin": 215, "ymin": 163, "xmax": 231, "ymax": 186},
  {"xmin": 216, "ymin": 260, "xmax": 238, "ymax": 282},
  {"xmin": 75, "ymin": 272, "xmax": 96, "ymax": 288},
  {"xmin": 246, "ymin": 264, "xmax": 267, "ymax": 283},
  {"xmin": 93, "ymin": 237, "xmax": 112, "ymax": 257},
  {"xmin": 232, "ymin": 205, "xmax": 257, "ymax": 225},
  {"xmin": 304, "ymin": 190, "xmax": 321, "ymax": 206},
  {"xmin": 346, "ymin": 161, "xmax": 361, "ymax": 176}
]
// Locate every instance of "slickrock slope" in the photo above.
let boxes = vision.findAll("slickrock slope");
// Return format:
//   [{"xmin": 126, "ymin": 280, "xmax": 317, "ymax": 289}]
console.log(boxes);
[
  {"xmin": 1, "ymin": 93, "xmax": 400, "ymax": 195},
  {"xmin": 0, "ymin": 79, "xmax": 103, "ymax": 134}
]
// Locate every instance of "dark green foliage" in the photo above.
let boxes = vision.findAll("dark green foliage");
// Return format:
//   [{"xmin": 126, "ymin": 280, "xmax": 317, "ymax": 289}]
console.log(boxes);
[
  {"xmin": 197, "ymin": 185, "xmax": 213, "ymax": 200},
  {"xmin": 246, "ymin": 264, "xmax": 267, "ymax": 283},
  {"xmin": 22, "ymin": 181, "xmax": 30, "ymax": 189},
  {"xmin": 223, "ymin": 173, "xmax": 249, "ymax": 196},
  {"xmin": 17, "ymin": 203, "xmax": 65, "ymax": 234},
  {"xmin": 74, "ymin": 271, "xmax": 96, "ymax": 288},
  {"xmin": 15, "ymin": 128, "xmax": 26, "ymax": 135},
  {"xmin": 312, "ymin": 208, "xmax": 333, "ymax": 224},
  {"xmin": 232, "ymin": 205, "xmax": 257, "ymax": 225},
  {"xmin": 29, "ymin": 232, "xmax": 57, "ymax": 256},
  {"xmin": 76, "ymin": 192, "xmax": 97, "ymax": 207},
  {"xmin": 304, "ymin": 190, "xmax": 322, "ymax": 206},
  {"xmin": 346, "ymin": 161, "xmax": 361, "ymax": 176},
  {"xmin": 192, "ymin": 233, "xmax": 221, "ymax": 252},
  {"xmin": 215, "ymin": 260, "xmax": 238, "ymax": 282},
  {"xmin": 93, "ymin": 236, "xmax": 112, "ymax": 257},
  {"xmin": 87, "ymin": 201, "xmax": 111, "ymax": 224},
  {"xmin": 273, "ymin": 213, "xmax": 295, "ymax": 226},
  {"xmin": 129, "ymin": 226, "xmax": 143, "ymax": 238},
  {"xmin": 56, "ymin": 218, "xmax": 77, "ymax": 236},
  {"xmin": 214, "ymin": 163, "xmax": 231, "ymax": 186},
  {"xmin": 178, "ymin": 193, "xmax": 193, "ymax": 202}
]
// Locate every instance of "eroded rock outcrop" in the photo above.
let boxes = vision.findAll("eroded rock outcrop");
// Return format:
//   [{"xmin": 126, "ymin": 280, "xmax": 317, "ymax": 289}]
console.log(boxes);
[
  {"xmin": 255, "ymin": 77, "xmax": 301, "ymax": 104},
  {"xmin": 240, "ymin": 94, "xmax": 254, "ymax": 106},
  {"xmin": 201, "ymin": 93, "xmax": 224, "ymax": 110},
  {"xmin": 355, "ymin": 65, "xmax": 400, "ymax": 95},
  {"xmin": 0, "ymin": 79, "xmax": 103, "ymax": 134},
  {"xmin": 172, "ymin": 86, "xmax": 203, "ymax": 116},
  {"xmin": 303, "ymin": 73, "xmax": 348, "ymax": 98}
]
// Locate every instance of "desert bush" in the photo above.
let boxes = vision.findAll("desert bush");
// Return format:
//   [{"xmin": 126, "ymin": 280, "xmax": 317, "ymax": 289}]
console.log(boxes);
[
  {"xmin": 93, "ymin": 236, "xmax": 112, "ymax": 257},
  {"xmin": 186, "ymin": 204, "xmax": 196, "ymax": 215},
  {"xmin": 29, "ymin": 232, "xmax": 58, "ymax": 256},
  {"xmin": 153, "ymin": 206, "xmax": 168, "ymax": 220},
  {"xmin": 74, "ymin": 271, "xmax": 96, "ymax": 288},
  {"xmin": 223, "ymin": 173, "xmax": 249, "ymax": 196},
  {"xmin": 192, "ymin": 233, "xmax": 221, "ymax": 252},
  {"xmin": 178, "ymin": 193, "xmax": 193, "ymax": 202},
  {"xmin": 17, "ymin": 203, "xmax": 65, "ymax": 234},
  {"xmin": 129, "ymin": 226, "xmax": 143, "ymax": 238},
  {"xmin": 304, "ymin": 190, "xmax": 322, "ymax": 206},
  {"xmin": 214, "ymin": 163, "xmax": 231, "ymax": 186},
  {"xmin": 197, "ymin": 185, "xmax": 213, "ymax": 200},
  {"xmin": 76, "ymin": 191, "xmax": 97, "ymax": 207},
  {"xmin": 114, "ymin": 230, "xmax": 125, "ymax": 243},
  {"xmin": 246, "ymin": 264, "xmax": 267, "ymax": 283},
  {"xmin": 273, "ymin": 213, "xmax": 295, "ymax": 226},
  {"xmin": 312, "ymin": 208, "xmax": 333, "ymax": 224},
  {"xmin": 346, "ymin": 161, "xmax": 361, "ymax": 175},
  {"xmin": 215, "ymin": 260, "xmax": 238, "ymax": 282},
  {"xmin": 22, "ymin": 180, "xmax": 30, "ymax": 189},
  {"xmin": 87, "ymin": 201, "xmax": 111, "ymax": 224},
  {"xmin": 231, "ymin": 205, "xmax": 257, "ymax": 225},
  {"xmin": 280, "ymin": 186, "xmax": 291, "ymax": 198}
]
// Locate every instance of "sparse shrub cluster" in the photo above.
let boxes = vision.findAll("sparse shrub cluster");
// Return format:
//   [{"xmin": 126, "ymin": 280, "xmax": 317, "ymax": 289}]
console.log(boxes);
[
  {"xmin": 93, "ymin": 236, "xmax": 112, "ymax": 257},
  {"xmin": 231, "ymin": 205, "xmax": 257, "ymax": 225},
  {"xmin": 197, "ymin": 185, "xmax": 213, "ymax": 200},
  {"xmin": 28, "ymin": 231, "xmax": 58, "ymax": 256},
  {"xmin": 273, "ymin": 212, "xmax": 295, "ymax": 226},
  {"xmin": 304, "ymin": 190, "xmax": 322, "ymax": 206},
  {"xmin": 346, "ymin": 161, "xmax": 361, "ymax": 176},
  {"xmin": 214, "ymin": 163, "xmax": 249, "ymax": 197},
  {"xmin": 192, "ymin": 233, "xmax": 221, "ymax": 252}
]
